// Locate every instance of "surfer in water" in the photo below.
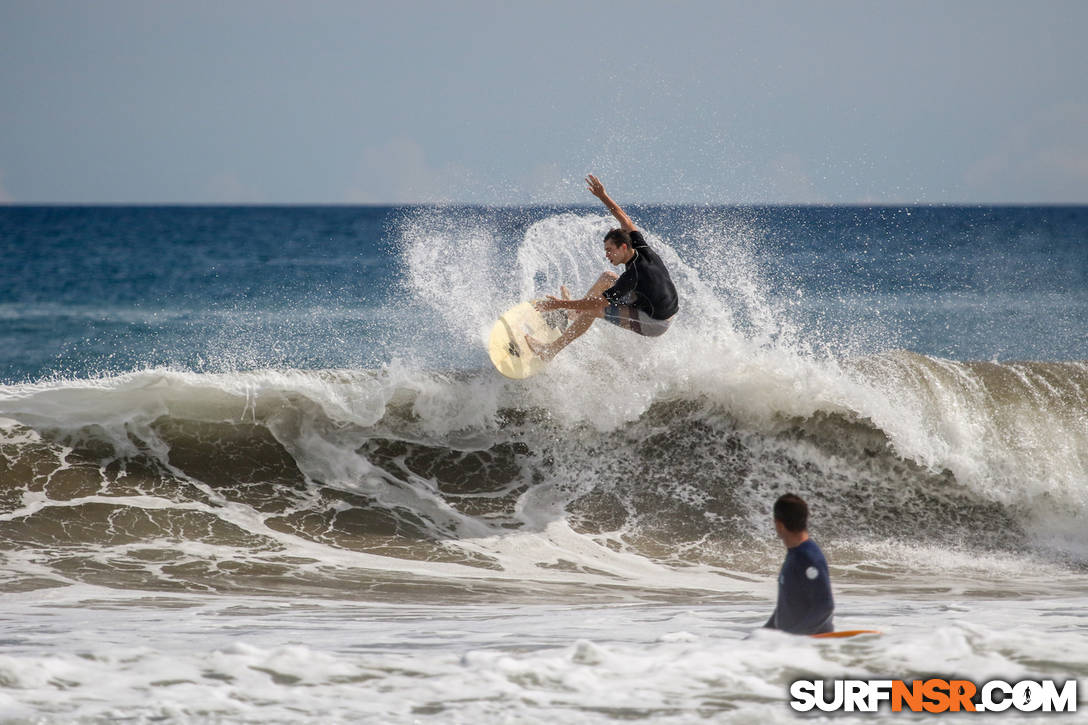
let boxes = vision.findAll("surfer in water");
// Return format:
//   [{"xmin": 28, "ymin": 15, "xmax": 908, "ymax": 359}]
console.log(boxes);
[
  {"xmin": 525, "ymin": 174, "xmax": 678, "ymax": 361},
  {"xmin": 764, "ymin": 493, "xmax": 835, "ymax": 635}
]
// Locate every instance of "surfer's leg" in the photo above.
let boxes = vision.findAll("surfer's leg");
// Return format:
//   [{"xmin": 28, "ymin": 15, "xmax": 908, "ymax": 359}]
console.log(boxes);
[
  {"xmin": 527, "ymin": 273, "xmax": 616, "ymax": 360},
  {"xmin": 527, "ymin": 311, "xmax": 601, "ymax": 361},
  {"xmin": 586, "ymin": 271, "xmax": 619, "ymax": 298}
]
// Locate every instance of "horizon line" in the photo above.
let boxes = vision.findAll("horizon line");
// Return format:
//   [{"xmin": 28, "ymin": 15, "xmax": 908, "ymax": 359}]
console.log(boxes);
[{"xmin": 3, "ymin": 200, "xmax": 1087, "ymax": 209}]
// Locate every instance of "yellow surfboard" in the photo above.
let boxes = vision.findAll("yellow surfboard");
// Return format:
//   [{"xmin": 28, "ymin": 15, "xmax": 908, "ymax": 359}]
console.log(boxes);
[{"xmin": 488, "ymin": 301, "xmax": 564, "ymax": 379}]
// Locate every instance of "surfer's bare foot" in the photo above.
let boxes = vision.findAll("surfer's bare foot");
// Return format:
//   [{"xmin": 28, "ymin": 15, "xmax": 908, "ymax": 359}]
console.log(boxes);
[
  {"xmin": 524, "ymin": 335, "xmax": 555, "ymax": 362},
  {"xmin": 560, "ymin": 285, "xmax": 576, "ymax": 323}
]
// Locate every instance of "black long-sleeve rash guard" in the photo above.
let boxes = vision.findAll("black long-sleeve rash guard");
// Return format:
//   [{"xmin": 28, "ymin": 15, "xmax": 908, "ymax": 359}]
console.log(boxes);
[{"xmin": 601, "ymin": 230, "xmax": 679, "ymax": 320}]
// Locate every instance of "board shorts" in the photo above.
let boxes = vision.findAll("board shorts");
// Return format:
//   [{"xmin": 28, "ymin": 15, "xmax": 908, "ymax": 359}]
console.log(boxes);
[{"xmin": 603, "ymin": 303, "xmax": 674, "ymax": 337}]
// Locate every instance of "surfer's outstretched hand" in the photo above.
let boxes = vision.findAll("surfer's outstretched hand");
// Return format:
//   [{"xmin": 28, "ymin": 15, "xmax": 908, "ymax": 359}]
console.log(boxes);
[
  {"xmin": 533, "ymin": 296, "xmax": 562, "ymax": 312},
  {"xmin": 586, "ymin": 174, "xmax": 606, "ymax": 199}
]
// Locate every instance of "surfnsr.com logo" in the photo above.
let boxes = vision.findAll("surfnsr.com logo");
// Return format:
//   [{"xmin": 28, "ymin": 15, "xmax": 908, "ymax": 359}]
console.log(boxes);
[{"xmin": 789, "ymin": 679, "xmax": 1078, "ymax": 713}]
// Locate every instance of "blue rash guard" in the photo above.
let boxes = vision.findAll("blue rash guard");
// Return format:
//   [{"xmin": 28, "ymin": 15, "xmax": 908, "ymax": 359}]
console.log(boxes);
[{"xmin": 765, "ymin": 538, "xmax": 835, "ymax": 635}]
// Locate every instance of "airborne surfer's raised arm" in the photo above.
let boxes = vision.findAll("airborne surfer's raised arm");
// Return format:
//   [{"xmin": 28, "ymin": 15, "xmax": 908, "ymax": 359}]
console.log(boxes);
[{"xmin": 586, "ymin": 174, "xmax": 636, "ymax": 232}]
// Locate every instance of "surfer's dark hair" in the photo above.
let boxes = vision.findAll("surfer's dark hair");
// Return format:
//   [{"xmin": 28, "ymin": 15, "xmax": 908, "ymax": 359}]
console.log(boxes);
[
  {"xmin": 603, "ymin": 228, "xmax": 632, "ymax": 248},
  {"xmin": 774, "ymin": 493, "xmax": 809, "ymax": 533}
]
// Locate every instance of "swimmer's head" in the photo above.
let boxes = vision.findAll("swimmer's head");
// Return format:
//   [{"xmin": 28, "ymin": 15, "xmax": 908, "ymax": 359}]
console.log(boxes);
[{"xmin": 773, "ymin": 493, "xmax": 809, "ymax": 533}]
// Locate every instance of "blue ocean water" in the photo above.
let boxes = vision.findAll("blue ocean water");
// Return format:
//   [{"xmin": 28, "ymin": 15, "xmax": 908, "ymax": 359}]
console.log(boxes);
[{"xmin": 1, "ymin": 205, "xmax": 1085, "ymax": 382}]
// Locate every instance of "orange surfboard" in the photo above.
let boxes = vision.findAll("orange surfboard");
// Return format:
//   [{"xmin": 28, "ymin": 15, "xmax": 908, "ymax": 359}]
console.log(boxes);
[{"xmin": 811, "ymin": 629, "xmax": 881, "ymax": 639}]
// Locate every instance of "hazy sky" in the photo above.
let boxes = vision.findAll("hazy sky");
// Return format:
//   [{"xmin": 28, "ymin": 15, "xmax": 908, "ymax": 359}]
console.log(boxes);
[{"xmin": 2, "ymin": 0, "xmax": 1086, "ymax": 204}]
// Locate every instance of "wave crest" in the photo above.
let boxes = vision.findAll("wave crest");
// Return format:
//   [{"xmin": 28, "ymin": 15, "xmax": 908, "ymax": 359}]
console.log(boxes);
[{"xmin": 2, "ymin": 353, "xmax": 1084, "ymax": 589}]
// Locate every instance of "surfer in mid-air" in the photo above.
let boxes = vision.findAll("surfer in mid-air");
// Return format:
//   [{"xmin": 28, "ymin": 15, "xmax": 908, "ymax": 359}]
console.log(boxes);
[{"xmin": 525, "ymin": 174, "xmax": 678, "ymax": 361}]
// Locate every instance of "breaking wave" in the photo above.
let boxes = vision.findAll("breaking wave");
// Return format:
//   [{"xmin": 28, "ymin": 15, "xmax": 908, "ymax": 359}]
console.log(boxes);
[{"xmin": 2, "ymin": 211, "xmax": 1085, "ymax": 599}]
